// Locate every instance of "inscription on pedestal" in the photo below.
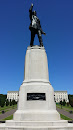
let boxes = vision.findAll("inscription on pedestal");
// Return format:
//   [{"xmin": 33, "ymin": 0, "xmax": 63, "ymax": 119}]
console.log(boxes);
[{"xmin": 27, "ymin": 93, "xmax": 46, "ymax": 100}]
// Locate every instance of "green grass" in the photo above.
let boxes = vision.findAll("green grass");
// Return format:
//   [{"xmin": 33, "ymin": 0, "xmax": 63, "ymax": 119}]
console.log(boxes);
[
  {"xmin": 60, "ymin": 114, "xmax": 72, "ymax": 120},
  {"xmin": 2, "ymin": 115, "xmax": 13, "ymax": 120},
  {"xmin": 0, "ymin": 109, "xmax": 12, "ymax": 114},
  {"xmin": 0, "ymin": 104, "xmax": 17, "ymax": 111},
  {"xmin": 0, "ymin": 104, "xmax": 17, "ymax": 114},
  {"xmin": 56, "ymin": 104, "xmax": 73, "ymax": 112},
  {"xmin": 0, "ymin": 106, "xmax": 12, "ymax": 111}
]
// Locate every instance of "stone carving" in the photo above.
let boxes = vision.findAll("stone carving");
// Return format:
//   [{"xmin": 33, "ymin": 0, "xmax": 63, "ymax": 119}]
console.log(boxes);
[{"xmin": 29, "ymin": 4, "xmax": 46, "ymax": 47}]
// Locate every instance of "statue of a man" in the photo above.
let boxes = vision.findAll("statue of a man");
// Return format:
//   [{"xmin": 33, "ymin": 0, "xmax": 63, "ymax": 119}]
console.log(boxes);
[{"xmin": 29, "ymin": 4, "xmax": 46, "ymax": 47}]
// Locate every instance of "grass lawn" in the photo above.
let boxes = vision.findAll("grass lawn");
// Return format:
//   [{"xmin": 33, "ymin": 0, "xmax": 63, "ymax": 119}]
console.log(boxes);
[
  {"xmin": 0, "ymin": 104, "xmax": 17, "ymax": 111},
  {"xmin": 2, "ymin": 115, "xmax": 13, "ymax": 120},
  {"xmin": 56, "ymin": 104, "xmax": 73, "ymax": 112},
  {"xmin": 0, "ymin": 104, "xmax": 17, "ymax": 114},
  {"xmin": 60, "ymin": 114, "xmax": 72, "ymax": 120}
]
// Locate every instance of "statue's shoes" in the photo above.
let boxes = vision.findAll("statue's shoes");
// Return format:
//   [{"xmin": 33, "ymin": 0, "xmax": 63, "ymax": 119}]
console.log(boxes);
[{"xmin": 39, "ymin": 44, "xmax": 43, "ymax": 47}]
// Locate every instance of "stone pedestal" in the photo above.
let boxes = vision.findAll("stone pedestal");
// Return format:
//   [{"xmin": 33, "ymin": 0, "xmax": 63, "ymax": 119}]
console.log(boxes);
[
  {"xmin": 0, "ymin": 46, "xmax": 73, "ymax": 130},
  {"xmin": 13, "ymin": 46, "xmax": 60, "ymax": 121}
]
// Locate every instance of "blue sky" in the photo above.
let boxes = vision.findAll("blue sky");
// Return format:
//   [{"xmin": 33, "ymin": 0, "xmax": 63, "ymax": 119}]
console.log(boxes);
[{"xmin": 0, "ymin": 0, "xmax": 73, "ymax": 94}]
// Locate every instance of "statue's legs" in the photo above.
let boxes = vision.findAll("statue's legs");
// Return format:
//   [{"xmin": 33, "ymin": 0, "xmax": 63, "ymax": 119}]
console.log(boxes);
[
  {"xmin": 37, "ymin": 30, "xmax": 43, "ymax": 46},
  {"xmin": 30, "ymin": 29, "xmax": 35, "ymax": 46}
]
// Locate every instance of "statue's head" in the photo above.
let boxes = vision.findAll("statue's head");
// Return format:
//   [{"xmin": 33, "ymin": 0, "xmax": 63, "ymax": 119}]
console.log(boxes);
[{"xmin": 33, "ymin": 11, "xmax": 36, "ymax": 16}]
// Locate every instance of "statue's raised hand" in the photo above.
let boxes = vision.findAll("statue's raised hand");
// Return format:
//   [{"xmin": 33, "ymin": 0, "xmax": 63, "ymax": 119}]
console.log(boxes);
[{"xmin": 31, "ymin": 3, "xmax": 33, "ymax": 7}]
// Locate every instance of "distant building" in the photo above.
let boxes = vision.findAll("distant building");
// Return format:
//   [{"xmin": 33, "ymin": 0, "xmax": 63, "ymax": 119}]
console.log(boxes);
[
  {"xmin": 7, "ymin": 91, "xmax": 69, "ymax": 103},
  {"xmin": 7, "ymin": 91, "xmax": 18, "ymax": 101},
  {"xmin": 54, "ymin": 91, "xmax": 69, "ymax": 103}
]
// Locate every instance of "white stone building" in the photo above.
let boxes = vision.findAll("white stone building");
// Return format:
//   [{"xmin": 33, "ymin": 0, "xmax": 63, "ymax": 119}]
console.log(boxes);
[
  {"xmin": 54, "ymin": 91, "xmax": 69, "ymax": 103},
  {"xmin": 7, "ymin": 91, "xmax": 18, "ymax": 101},
  {"xmin": 7, "ymin": 90, "xmax": 69, "ymax": 103}
]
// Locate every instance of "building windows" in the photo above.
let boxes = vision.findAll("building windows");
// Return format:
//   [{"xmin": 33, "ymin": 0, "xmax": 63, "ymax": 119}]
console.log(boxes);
[
  {"xmin": 54, "ymin": 91, "xmax": 69, "ymax": 103},
  {"xmin": 7, "ymin": 91, "xmax": 18, "ymax": 101},
  {"xmin": 7, "ymin": 91, "xmax": 69, "ymax": 103}
]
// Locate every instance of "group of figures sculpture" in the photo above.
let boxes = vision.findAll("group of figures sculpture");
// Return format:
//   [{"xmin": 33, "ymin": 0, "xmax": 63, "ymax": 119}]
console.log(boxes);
[{"xmin": 29, "ymin": 4, "xmax": 46, "ymax": 47}]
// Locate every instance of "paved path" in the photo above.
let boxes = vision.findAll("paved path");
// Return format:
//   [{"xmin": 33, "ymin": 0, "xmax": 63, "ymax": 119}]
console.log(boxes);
[
  {"xmin": 0, "ymin": 109, "xmax": 16, "ymax": 120},
  {"xmin": 57, "ymin": 107, "xmax": 73, "ymax": 120}
]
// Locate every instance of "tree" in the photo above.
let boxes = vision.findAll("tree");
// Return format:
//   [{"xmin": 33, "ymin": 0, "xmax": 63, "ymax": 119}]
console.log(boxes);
[
  {"xmin": 0, "ymin": 98, "xmax": 1, "ymax": 106},
  {"xmin": 62, "ymin": 99, "xmax": 66, "ymax": 106},
  {"xmin": 0, "ymin": 94, "xmax": 7, "ymax": 107},
  {"xmin": 6, "ymin": 99, "xmax": 9, "ymax": 106},
  {"xmin": 69, "ymin": 98, "xmax": 73, "ymax": 107},
  {"xmin": 67, "ymin": 102, "xmax": 69, "ymax": 106},
  {"xmin": 68, "ymin": 94, "xmax": 73, "ymax": 100},
  {"xmin": 15, "ymin": 101, "xmax": 17, "ymax": 104},
  {"xmin": 10, "ymin": 99, "xmax": 12, "ymax": 106},
  {"xmin": 1, "ymin": 100, "xmax": 5, "ymax": 107},
  {"xmin": 60, "ymin": 100, "xmax": 63, "ymax": 109},
  {"xmin": 68, "ymin": 94, "xmax": 73, "ymax": 107},
  {"xmin": 12, "ymin": 100, "xmax": 16, "ymax": 105}
]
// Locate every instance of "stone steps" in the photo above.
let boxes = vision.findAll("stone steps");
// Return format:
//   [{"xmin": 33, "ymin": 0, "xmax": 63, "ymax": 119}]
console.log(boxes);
[
  {"xmin": 0, "ymin": 123, "xmax": 73, "ymax": 130},
  {"xmin": 6, "ymin": 120, "xmax": 68, "ymax": 127}
]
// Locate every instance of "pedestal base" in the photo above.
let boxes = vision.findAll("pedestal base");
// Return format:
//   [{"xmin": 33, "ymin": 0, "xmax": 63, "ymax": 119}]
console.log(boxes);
[
  {"xmin": 0, "ymin": 120, "xmax": 73, "ymax": 130},
  {"xmin": 13, "ymin": 110, "xmax": 60, "ymax": 121},
  {"xmin": 13, "ymin": 80, "xmax": 60, "ymax": 121}
]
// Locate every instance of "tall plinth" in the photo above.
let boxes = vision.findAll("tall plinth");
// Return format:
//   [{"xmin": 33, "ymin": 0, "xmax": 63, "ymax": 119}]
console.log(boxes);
[
  {"xmin": 1, "ymin": 46, "xmax": 73, "ymax": 130},
  {"xmin": 13, "ymin": 46, "xmax": 60, "ymax": 121}
]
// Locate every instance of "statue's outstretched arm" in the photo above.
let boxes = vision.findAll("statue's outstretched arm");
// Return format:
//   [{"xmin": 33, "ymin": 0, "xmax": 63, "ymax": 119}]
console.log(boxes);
[
  {"xmin": 29, "ymin": 4, "xmax": 33, "ymax": 12},
  {"xmin": 29, "ymin": 4, "xmax": 33, "ymax": 21}
]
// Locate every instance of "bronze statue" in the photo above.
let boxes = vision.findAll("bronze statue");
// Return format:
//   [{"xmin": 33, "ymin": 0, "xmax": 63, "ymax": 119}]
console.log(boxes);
[{"xmin": 29, "ymin": 4, "xmax": 46, "ymax": 47}]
